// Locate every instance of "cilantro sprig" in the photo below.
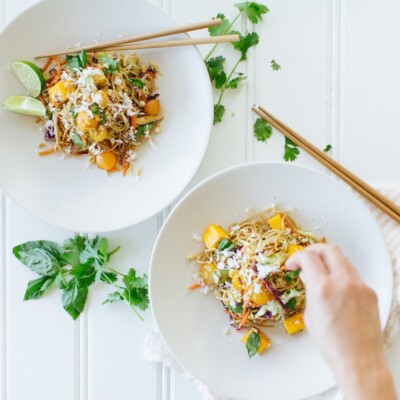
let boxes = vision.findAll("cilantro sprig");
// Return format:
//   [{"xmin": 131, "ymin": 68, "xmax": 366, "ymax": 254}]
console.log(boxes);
[
  {"xmin": 246, "ymin": 331, "xmax": 261, "ymax": 358},
  {"xmin": 253, "ymin": 118, "xmax": 272, "ymax": 142},
  {"xmin": 66, "ymin": 49, "xmax": 87, "ymax": 72},
  {"xmin": 205, "ymin": 2, "xmax": 269, "ymax": 124},
  {"xmin": 271, "ymin": 59, "xmax": 281, "ymax": 71},
  {"xmin": 13, "ymin": 235, "xmax": 149, "ymax": 320}
]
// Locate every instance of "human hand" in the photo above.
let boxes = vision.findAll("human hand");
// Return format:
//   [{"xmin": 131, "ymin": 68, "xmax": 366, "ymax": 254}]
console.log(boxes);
[{"xmin": 286, "ymin": 244, "xmax": 396, "ymax": 400}]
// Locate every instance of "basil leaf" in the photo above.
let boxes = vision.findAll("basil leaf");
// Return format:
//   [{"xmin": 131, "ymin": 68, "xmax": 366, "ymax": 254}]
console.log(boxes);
[
  {"xmin": 286, "ymin": 297, "xmax": 297, "ymax": 311},
  {"xmin": 54, "ymin": 272, "xmax": 68, "ymax": 290},
  {"xmin": 218, "ymin": 238, "xmax": 234, "ymax": 251},
  {"xmin": 98, "ymin": 53, "xmax": 119, "ymax": 74},
  {"xmin": 24, "ymin": 275, "xmax": 56, "ymax": 300},
  {"xmin": 226, "ymin": 303, "xmax": 243, "ymax": 314},
  {"xmin": 62, "ymin": 278, "xmax": 88, "ymax": 320},
  {"xmin": 70, "ymin": 263, "xmax": 96, "ymax": 287},
  {"xmin": 129, "ymin": 78, "xmax": 145, "ymax": 88},
  {"xmin": 13, "ymin": 241, "xmax": 65, "ymax": 276},
  {"xmin": 246, "ymin": 331, "xmax": 261, "ymax": 358}
]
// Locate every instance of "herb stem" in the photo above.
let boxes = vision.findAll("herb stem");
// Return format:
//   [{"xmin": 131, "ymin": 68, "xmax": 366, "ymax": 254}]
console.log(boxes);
[
  {"xmin": 108, "ymin": 246, "xmax": 121, "ymax": 258},
  {"xmin": 104, "ymin": 266, "xmax": 124, "ymax": 277},
  {"xmin": 204, "ymin": 12, "xmax": 242, "ymax": 61},
  {"xmin": 216, "ymin": 57, "xmax": 242, "ymax": 107}
]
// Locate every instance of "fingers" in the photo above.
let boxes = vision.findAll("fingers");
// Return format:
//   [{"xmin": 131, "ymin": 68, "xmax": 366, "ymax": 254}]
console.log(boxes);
[
  {"xmin": 286, "ymin": 250, "xmax": 328, "ymax": 285},
  {"xmin": 306, "ymin": 244, "xmax": 361, "ymax": 280}
]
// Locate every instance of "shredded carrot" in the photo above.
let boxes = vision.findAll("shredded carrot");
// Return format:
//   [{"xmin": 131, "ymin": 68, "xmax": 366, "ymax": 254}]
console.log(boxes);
[
  {"xmin": 321, "ymin": 236, "xmax": 326, "ymax": 243},
  {"xmin": 38, "ymin": 94, "xmax": 46, "ymax": 105},
  {"xmin": 38, "ymin": 146, "xmax": 55, "ymax": 156},
  {"xmin": 188, "ymin": 283, "xmax": 201, "ymax": 290},
  {"xmin": 41, "ymin": 57, "xmax": 53, "ymax": 72},
  {"xmin": 46, "ymin": 57, "xmax": 62, "ymax": 87},
  {"xmin": 122, "ymin": 162, "xmax": 130, "ymax": 176},
  {"xmin": 110, "ymin": 167, "xmax": 121, "ymax": 172},
  {"xmin": 131, "ymin": 115, "xmax": 137, "ymax": 130},
  {"xmin": 239, "ymin": 310, "xmax": 250, "ymax": 329}
]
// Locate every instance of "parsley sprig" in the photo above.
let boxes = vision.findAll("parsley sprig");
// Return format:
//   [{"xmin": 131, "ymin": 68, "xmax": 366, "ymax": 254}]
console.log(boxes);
[
  {"xmin": 205, "ymin": 2, "xmax": 269, "ymax": 124},
  {"xmin": 13, "ymin": 235, "xmax": 149, "ymax": 320}
]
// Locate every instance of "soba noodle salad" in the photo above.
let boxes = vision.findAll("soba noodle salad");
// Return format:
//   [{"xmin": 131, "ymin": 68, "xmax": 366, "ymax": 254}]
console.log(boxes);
[
  {"xmin": 189, "ymin": 207, "xmax": 324, "ymax": 358},
  {"xmin": 7, "ymin": 50, "xmax": 162, "ymax": 175}
]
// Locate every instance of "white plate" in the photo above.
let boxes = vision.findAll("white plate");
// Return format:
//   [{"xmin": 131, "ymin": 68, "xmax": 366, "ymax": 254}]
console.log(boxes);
[
  {"xmin": 150, "ymin": 162, "xmax": 393, "ymax": 400},
  {"xmin": 0, "ymin": 0, "xmax": 212, "ymax": 232}
]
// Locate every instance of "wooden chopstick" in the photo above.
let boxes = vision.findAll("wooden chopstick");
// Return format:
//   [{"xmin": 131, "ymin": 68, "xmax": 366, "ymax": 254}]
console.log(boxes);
[
  {"xmin": 97, "ymin": 34, "xmax": 239, "ymax": 52},
  {"xmin": 253, "ymin": 106, "xmax": 400, "ymax": 224},
  {"xmin": 35, "ymin": 18, "xmax": 222, "ymax": 59}
]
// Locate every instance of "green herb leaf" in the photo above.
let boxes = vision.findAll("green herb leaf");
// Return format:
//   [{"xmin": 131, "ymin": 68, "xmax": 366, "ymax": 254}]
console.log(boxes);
[
  {"xmin": 233, "ymin": 32, "xmax": 259, "ymax": 61},
  {"xmin": 98, "ymin": 53, "xmax": 119, "ymax": 74},
  {"xmin": 218, "ymin": 238, "xmax": 234, "ymax": 251},
  {"xmin": 271, "ymin": 59, "xmax": 281, "ymax": 71},
  {"xmin": 100, "ymin": 271, "xmax": 118, "ymax": 284},
  {"xmin": 24, "ymin": 275, "xmax": 56, "ymax": 300},
  {"xmin": 283, "ymin": 137, "xmax": 300, "ymax": 162},
  {"xmin": 122, "ymin": 268, "xmax": 149, "ymax": 311},
  {"xmin": 226, "ymin": 303, "xmax": 244, "ymax": 314},
  {"xmin": 323, "ymin": 144, "xmax": 332, "ymax": 152},
  {"xmin": 136, "ymin": 123, "xmax": 154, "ymax": 137},
  {"xmin": 205, "ymin": 56, "xmax": 226, "ymax": 84},
  {"xmin": 62, "ymin": 278, "xmax": 88, "ymax": 320},
  {"xmin": 71, "ymin": 132, "xmax": 83, "ymax": 146},
  {"xmin": 286, "ymin": 297, "xmax": 297, "ymax": 311},
  {"xmin": 215, "ymin": 70, "xmax": 227, "ymax": 89},
  {"xmin": 284, "ymin": 269, "xmax": 300, "ymax": 284},
  {"xmin": 70, "ymin": 263, "xmax": 96, "ymax": 287},
  {"xmin": 246, "ymin": 331, "xmax": 261, "ymax": 358},
  {"xmin": 13, "ymin": 241, "xmax": 66, "ymax": 276},
  {"xmin": 70, "ymin": 107, "xmax": 77, "ymax": 119},
  {"xmin": 217, "ymin": 269, "xmax": 230, "ymax": 284},
  {"xmin": 226, "ymin": 75, "xmax": 246, "ymax": 89},
  {"xmin": 91, "ymin": 104, "xmax": 106, "ymax": 124},
  {"xmin": 63, "ymin": 235, "xmax": 87, "ymax": 266},
  {"xmin": 253, "ymin": 118, "xmax": 273, "ymax": 142},
  {"xmin": 80, "ymin": 236, "xmax": 108, "ymax": 268},
  {"xmin": 129, "ymin": 78, "xmax": 145, "ymax": 88},
  {"xmin": 213, "ymin": 104, "xmax": 225, "ymax": 124},
  {"xmin": 235, "ymin": 2, "xmax": 269, "ymax": 24},
  {"xmin": 208, "ymin": 13, "xmax": 231, "ymax": 36},
  {"xmin": 66, "ymin": 49, "xmax": 87, "ymax": 71},
  {"xmin": 54, "ymin": 272, "xmax": 68, "ymax": 289},
  {"xmin": 103, "ymin": 291, "xmax": 123, "ymax": 304}
]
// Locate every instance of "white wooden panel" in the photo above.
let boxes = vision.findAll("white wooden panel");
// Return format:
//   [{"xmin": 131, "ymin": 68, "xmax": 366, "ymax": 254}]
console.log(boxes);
[
  {"xmin": 255, "ymin": 0, "xmax": 332, "ymax": 171},
  {"xmin": 87, "ymin": 219, "xmax": 160, "ymax": 400},
  {"xmin": 340, "ymin": 0, "xmax": 400, "ymax": 186},
  {"xmin": 5, "ymin": 201, "xmax": 76, "ymax": 400}
]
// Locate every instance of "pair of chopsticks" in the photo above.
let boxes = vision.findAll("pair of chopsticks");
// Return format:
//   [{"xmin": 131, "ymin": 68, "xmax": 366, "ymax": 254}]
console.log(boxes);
[
  {"xmin": 253, "ymin": 106, "xmax": 400, "ymax": 224},
  {"xmin": 35, "ymin": 19, "xmax": 238, "ymax": 59}
]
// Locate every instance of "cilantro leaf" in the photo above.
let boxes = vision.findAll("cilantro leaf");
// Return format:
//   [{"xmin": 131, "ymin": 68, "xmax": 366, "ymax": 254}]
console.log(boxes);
[
  {"xmin": 253, "ymin": 118, "xmax": 273, "ymax": 142},
  {"xmin": 215, "ymin": 70, "xmax": 227, "ymax": 89},
  {"xmin": 283, "ymin": 137, "xmax": 300, "ymax": 162},
  {"xmin": 91, "ymin": 104, "xmax": 106, "ymax": 124},
  {"xmin": 98, "ymin": 53, "xmax": 119, "ymax": 74},
  {"xmin": 129, "ymin": 78, "xmax": 145, "ymax": 88},
  {"xmin": 205, "ymin": 56, "xmax": 226, "ymax": 83},
  {"xmin": 214, "ymin": 104, "xmax": 225, "ymax": 124},
  {"xmin": 233, "ymin": 32, "xmax": 259, "ymax": 61},
  {"xmin": 226, "ymin": 303, "xmax": 243, "ymax": 314},
  {"xmin": 235, "ymin": 2, "xmax": 269, "ymax": 24},
  {"xmin": 208, "ymin": 13, "xmax": 231, "ymax": 36},
  {"xmin": 246, "ymin": 331, "xmax": 261, "ymax": 358},
  {"xmin": 62, "ymin": 278, "xmax": 88, "ymax": 320},
  {"xmin": 63, "ymin": 235, "xmax": 87, "ymax": 266},
  {"xmin": 286, "ymin": 297, "xmax": 297, "ymax": 311},
  {"xmin": 271, "ymin": 59, "xmax": 281, "ymax": 71},
  {"xmin": 24, "ymin": 275, "xmax": 56, "ymax": 300},
  {"xmin": 284, "ymin": 269, "xmax": 300, "ymax": 284},
  {"xmin": 323, "ymin": 144, "xmax": 332, "ymax": 152},
  {"xmin": 218, "ymin": 238, "xmax": 234, "ymax": 251},
  {"xmin": 66, "ymin": 49, "xmax": 87, "ymax": 72},
  {"xmin": 123, "ymin": 268, "xmax": 149, "ymax": 311},
  {"xmin": 80, "ymin": 236, "xmax": 108, "ymax": 268},
  {"xmin": 136, "ymin": 123, "xmax": 154, "ymax": 137},
  {"xmin": 226, "ymin": 75, "xmax": 246, "ymax": 89}
]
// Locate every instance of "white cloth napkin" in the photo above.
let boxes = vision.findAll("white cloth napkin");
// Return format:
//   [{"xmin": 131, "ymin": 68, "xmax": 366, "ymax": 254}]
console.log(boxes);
[{"xmin": 144, "ymin": 188, "xmax": 400, "ymax": 400}]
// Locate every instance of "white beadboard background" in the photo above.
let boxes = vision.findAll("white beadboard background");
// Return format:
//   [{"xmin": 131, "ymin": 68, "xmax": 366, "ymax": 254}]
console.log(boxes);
[{"xmin": 1, "ymin": 0, "xmax": 400, "ymax": 399}]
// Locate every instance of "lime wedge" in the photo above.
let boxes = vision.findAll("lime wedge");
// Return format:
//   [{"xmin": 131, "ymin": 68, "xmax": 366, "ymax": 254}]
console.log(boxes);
[
  {"xmin": 10, "ymin": 61, "xmax": 45, "ymax": 97},
  {"xmin": 3, "ymin": 96, "xmax": 46, "ymax": 116}
]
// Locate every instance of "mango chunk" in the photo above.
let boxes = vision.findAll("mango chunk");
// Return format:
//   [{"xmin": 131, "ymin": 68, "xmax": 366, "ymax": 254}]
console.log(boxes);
[
  {"xmin": 268, "ymin": 214, "xmax": 282, "ymax": 230},
  {"xmin": 199, "ymin": 263, "xmax": 216, "ymax": 285},
  {"xmin": 241, "ymin": 328, "xmax": 271, "ymax": 354},
  {"xmin": 202, "ymin": 224, "xmax": 228, "ymax": 250},
  {"xmin": 283, "ymin": 313, "xmax": 305, "ymax": 335},
  {"xmin": 251, "ymin": 285, "xmax": 274, "ymax": 305},
  {"xmin": 48, "ymin": 81, "xmax": 76, "ymax": 106},
  {"xmin": 287, "ymin": 244, "xmax": 304, "ymax": 257},
  {"xmin": 229, "ymin": 270, "xmax": 244, "ymax": 291}
]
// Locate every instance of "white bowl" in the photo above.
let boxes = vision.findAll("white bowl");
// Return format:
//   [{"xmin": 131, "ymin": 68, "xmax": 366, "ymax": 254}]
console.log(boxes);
[
  {"xmin": 150, "ymin": 162, "xmax": 393, "ymax": 400},
  {"xmin": 0, "ymin": 0, "xmax": 212, "ymax": 232}
]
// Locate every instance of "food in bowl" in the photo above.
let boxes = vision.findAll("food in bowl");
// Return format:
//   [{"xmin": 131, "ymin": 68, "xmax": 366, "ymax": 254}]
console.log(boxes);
[
  {"xmin": 4, "ymin": 51, "xmax": 162, "ymax": 175},
  {"xmin": 189, "ymin": 207, "xmax": 324, "ymax": 358}
]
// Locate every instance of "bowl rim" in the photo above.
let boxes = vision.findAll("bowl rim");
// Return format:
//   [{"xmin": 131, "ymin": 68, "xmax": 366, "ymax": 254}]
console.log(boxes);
[{"xmin": 0, "ymin": 0, "xmax": 214, "ymax": 233}]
